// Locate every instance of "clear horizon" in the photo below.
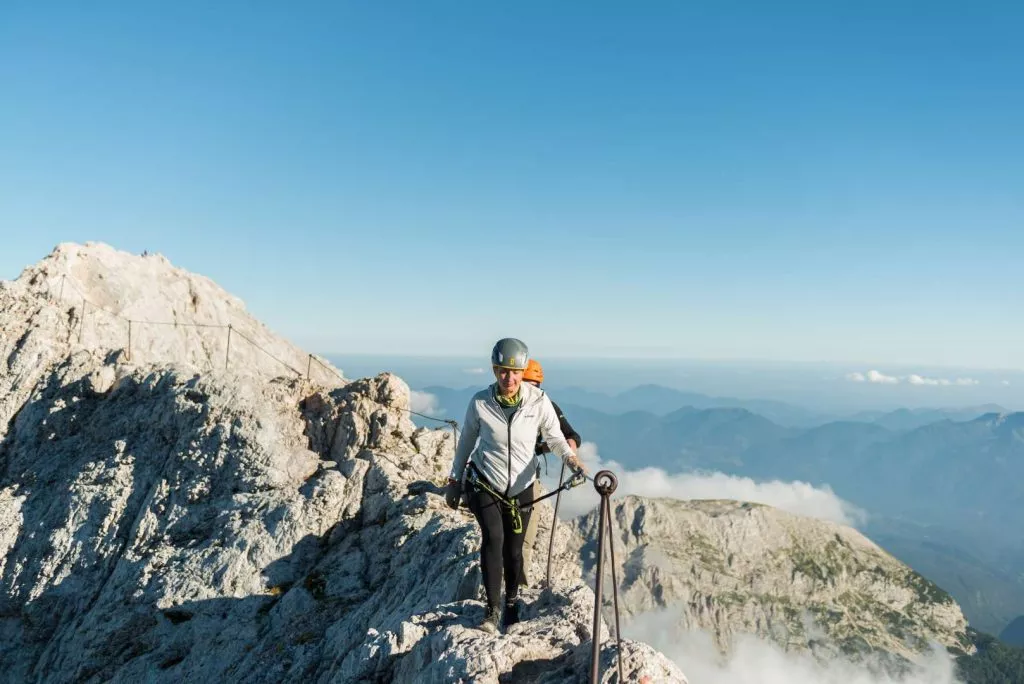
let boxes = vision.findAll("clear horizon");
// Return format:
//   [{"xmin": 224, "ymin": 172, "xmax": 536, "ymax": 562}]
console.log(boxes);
[{"xmin": 3, "ymin": 3, "xmax": 1023, "ymax": 369}]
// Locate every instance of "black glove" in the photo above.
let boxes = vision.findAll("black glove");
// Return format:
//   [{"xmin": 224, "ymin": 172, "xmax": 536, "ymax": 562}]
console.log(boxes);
[{"xmin": 445, "ymin": 479, "xmax": 462, "ymax": 510}]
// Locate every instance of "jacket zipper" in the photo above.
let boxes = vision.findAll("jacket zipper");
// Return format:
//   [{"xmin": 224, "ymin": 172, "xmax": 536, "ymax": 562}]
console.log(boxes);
[
  {"xmin": 505, "ymin": 416, "xmax": 513, "ymax": 498},
  {"xmin": 492, "ymin": 386, "xmax": 523, "ymax": 498}
]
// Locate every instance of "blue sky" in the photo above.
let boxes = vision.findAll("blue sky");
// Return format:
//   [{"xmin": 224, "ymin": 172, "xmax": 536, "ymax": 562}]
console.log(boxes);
[{"xmin": 2, "ymin": 1, "xmax": 1022, "ymax": 368}]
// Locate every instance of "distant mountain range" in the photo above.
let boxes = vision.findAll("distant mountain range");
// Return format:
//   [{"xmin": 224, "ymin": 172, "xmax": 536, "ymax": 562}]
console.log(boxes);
[
  {"xmin": 424, "ymin": 383, "xmax": 1006, "ymax": 430},
  {"xmin": 420, "ymin": 382, "xmax": 1022, "ymax": 635},
  {"xmin": 849, "ymin": 405, "xmax": 1011, "ymax": 431},
  {"xmin": 1001, "ymin": 616, "xmax": 1024, "ymax": 647},
  {"xmin": 548, "ymin": 384, "xmax": 835, "ymax": 427}
]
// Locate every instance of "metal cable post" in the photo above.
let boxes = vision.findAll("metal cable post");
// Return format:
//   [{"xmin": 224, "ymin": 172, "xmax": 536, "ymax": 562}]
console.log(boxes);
[
  {"xmin": 604, "ymin": 491, "xmax": 624, "ymax": 684},
  {"xmin": 78, "ymin": 299, "xmax": 87, "ymax": 343},
  {"xmin": 590, "ymin": 470, "xmax": 623, "ymax": 684},
  {"xmin": 544, "ymin": 458, "xmax": 568, "ymax": 588},
  {"xmin": 225, "ymin": 324, "xmax": 232, "ymax": 369}
]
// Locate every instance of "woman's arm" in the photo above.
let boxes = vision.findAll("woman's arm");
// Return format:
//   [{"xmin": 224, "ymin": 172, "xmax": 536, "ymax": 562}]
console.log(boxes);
[{"xmin": 538, "ymin": 396, "xmax": 583, "ymax": 469}]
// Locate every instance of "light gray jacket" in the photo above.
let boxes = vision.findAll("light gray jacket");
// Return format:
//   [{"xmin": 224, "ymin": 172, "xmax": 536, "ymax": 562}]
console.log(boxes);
[{"xmin": 450, "ymin": 381, "xmax": 576, "ymax": 497}]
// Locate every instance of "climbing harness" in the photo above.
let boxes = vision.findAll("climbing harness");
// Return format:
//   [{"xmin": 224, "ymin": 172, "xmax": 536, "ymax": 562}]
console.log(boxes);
[
  {"xmin": 527, "ymin": 467, "xmax": 588, "ymax": 507},
  {"xmin": 467, "ymin": 465, "xmax": 526, "ymax": 533},
  {"xmin": 466, "ymin": 461, "xmax": 588, "ymax": 535}
]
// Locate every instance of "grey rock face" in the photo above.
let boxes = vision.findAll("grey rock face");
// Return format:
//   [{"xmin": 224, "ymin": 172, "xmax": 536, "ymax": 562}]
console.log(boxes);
[{"xmin": 0, "ymin": 244, "xmax": 687, "ymax": 683}]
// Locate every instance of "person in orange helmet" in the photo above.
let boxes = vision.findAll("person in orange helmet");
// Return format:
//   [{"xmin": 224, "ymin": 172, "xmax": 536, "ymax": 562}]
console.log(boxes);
[{"xmin": 520, "ymin": 358, "xmax": 581, "ymax": 588}]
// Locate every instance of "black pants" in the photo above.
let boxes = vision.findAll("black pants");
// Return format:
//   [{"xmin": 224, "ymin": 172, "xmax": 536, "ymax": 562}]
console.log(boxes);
[{"xmin": 465, "ymin": 483, "xmax": 534, "ymax": 613}]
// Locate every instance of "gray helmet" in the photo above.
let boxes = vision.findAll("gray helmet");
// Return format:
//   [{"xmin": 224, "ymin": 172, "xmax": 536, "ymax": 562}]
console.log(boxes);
[{"xmin": 491, "ymin": 338, "xmax": 529, "ymax": 370}]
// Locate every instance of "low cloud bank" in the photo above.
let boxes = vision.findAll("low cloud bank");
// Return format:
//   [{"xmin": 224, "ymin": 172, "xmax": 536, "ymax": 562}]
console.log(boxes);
[
  {"xmin": 846, "ymin": 370, "xmax": 980, "ymax": 386},
  {"xmin": 540, "ymin": 443, "xmax": 865, "ymax": 527},
  {"xmin": 627, "ymin": 607, "xmax": 963, "ymax": 684}
]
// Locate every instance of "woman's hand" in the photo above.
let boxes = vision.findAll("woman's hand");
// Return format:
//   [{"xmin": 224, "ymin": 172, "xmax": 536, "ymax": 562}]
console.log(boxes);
[
  {"xmin": 566, "ymin": 453, "xmax": 587, "ymax": 474},
  {"xmin": 444, "ymin": 477, "xmax": 462, "ymax": 509}
]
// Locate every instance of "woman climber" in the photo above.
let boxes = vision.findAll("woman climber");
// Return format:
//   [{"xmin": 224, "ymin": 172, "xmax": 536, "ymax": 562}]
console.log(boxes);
[{"xmin": 444, "ymin": 337, "xmax": 586, "ymax": 634}]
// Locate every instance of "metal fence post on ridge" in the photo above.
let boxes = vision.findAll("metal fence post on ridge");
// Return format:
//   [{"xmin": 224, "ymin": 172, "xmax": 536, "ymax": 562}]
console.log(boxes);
[
  {"xmin": 78, "ymin": 299, "xmax": 87, "ymax": 343},
  {"xmin": 545, "ymin": 459, "xmax": 568, "ymax": 589},
  {"xmin": 225, "ymin": 324, "xmax": 233, "ymax": 369},
  {"xmin": 590, "ymin": 470, "xmax": 624, "ymax": 684}
]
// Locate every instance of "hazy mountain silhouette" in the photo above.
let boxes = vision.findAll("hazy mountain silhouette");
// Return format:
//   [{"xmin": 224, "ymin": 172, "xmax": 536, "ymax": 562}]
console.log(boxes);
[
  {"xmin": 1000, "ymin": 616, "xmax": 1024, "ymax": 648},
  {"xmin": 554, "ymin": 383, "xmax": 835, "ymax": 427},
  {"xmin": 850, "ymin": 405, "xmax": 1009, "ymax": 432}
]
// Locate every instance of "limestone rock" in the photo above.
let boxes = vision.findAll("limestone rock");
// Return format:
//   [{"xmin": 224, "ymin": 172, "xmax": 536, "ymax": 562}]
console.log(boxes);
[
  {"xmin": 568, "ymin": 496, "xmax": 975, "ymax": 673},
  {"xmin": 1, "ymin": 241, "xmax": 345, "ymax": 442},
  {"xmin": 0, "ymin": 362, "xmax": 685, "ymax": 682}
]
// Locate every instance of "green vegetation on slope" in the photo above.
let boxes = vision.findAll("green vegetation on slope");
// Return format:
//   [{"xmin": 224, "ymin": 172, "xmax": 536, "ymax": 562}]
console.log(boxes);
[{"xmin": 956, "ymin": 629, "xmax": 1024, "ymax": 684}]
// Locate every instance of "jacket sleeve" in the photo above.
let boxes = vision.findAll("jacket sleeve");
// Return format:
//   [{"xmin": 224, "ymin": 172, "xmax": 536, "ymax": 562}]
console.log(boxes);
[
  {"xmin": 450, "ymin": 398, "xmax": 480, "ymax": 482},
  {"xmin": 550, "ymin": 400, "xmax": 581, "ymax": 446},
  {"xmin": 538, "ymin": 395, "xmax": 576, "ymax": 463}
]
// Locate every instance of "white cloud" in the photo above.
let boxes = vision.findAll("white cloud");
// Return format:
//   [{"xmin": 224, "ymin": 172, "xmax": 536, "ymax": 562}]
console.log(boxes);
[
  {"xmin": 1002, "ymin": 380, "xmax": 1012, "ymax": 386},
  {"xmin": 462, "ymin": 367, "xmax": 486, "ymax": 375},
  {"xmin": 542, "ymin": 443, "xmax": 865, "ymax": 527},
  {"xmin": 409, "ymin": 390, "xmax": 442, "ymax": 417},
  {"xmin": 844, "ymin": 370, "xmax": 899, "ymax": 384},
  {"xmin": 906, "ymin": 374, "xmax": 979, "ymax": 386},
  {"xmin": 626, "ymin": 608, "xmax": 964, "ymax": 684},
  {"xmin": 867, "ymin": 370, "xmax": 900, "ymax": 385},
  {"xmin": 847, "ymin": 371, "xmax": 979, "ymax": 387},
  {"xmin": 908, "ymin": 374, "xmax": 947, "ymax": 386}
]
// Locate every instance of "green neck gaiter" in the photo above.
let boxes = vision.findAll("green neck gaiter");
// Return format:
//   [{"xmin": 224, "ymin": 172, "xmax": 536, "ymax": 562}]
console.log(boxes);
[{"xmin": 493, "ymin": 385, "xmax": 521, "ymax": 407}]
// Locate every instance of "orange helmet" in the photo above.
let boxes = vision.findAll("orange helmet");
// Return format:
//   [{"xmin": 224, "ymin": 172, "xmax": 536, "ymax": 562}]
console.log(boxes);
[{"xmin": 523, "ymin": 359, "xmax": 544, "ymax": 384}]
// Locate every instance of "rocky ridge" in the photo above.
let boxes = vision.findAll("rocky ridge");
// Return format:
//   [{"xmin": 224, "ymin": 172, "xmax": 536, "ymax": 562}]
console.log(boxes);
[
  {"xmin": 1, "ymin": 241, "xmax": 344, "ymax": 443},
  {"xmin": 0, "ymin": 243, "xmax": 686, "ymax": 683}
]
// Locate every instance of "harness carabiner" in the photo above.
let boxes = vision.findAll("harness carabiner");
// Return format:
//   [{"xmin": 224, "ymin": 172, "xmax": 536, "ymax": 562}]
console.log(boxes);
[{"xmin": 468, "ymin": 466, "xmax": 526, "ymax": 535}]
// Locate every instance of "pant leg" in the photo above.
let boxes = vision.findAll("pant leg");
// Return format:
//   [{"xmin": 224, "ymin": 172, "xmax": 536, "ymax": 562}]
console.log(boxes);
[
  {"xmin": 466, "ymin": 487, "xmax": 506, "ymax": 612},
  {"xmin": 520, "ymin": 480, "xmax": 542, "ymax": 587},
  {"xmin": 503, "ymin": 488, "xmax": 534, "ymax": 603}
]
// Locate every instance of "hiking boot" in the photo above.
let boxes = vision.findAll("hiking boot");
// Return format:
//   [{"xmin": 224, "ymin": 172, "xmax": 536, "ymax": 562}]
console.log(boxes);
[
  {"xmin": 502, "ymin": 600, "xmax": 521, "ymax": 628},
  {"xmin": 478, "ymin": 606, "xmax": 501, "ymax": 634}
]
